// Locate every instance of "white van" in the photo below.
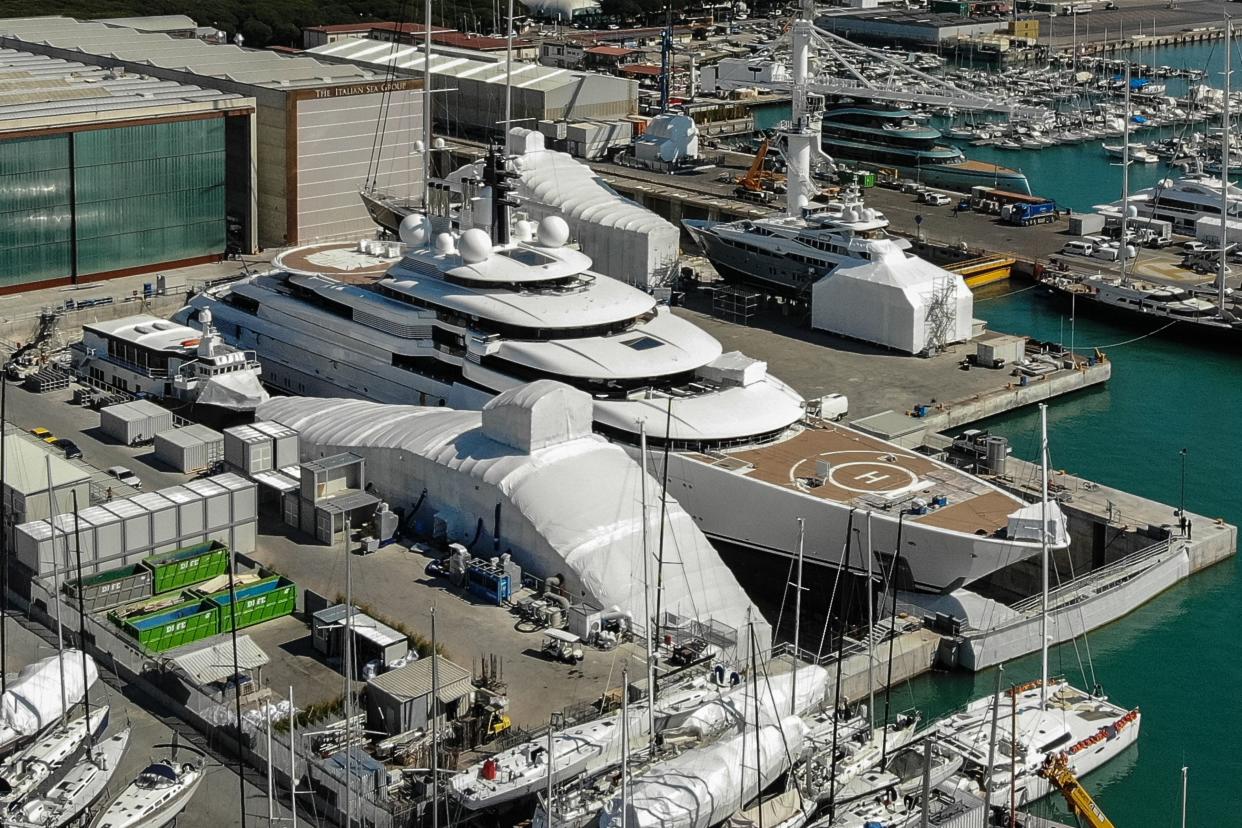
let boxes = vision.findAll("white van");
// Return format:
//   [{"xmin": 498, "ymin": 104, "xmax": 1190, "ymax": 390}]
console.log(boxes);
[
  {"xmin": 1091, "ymin": 245, "xmax": 1121, "ymax": 262},
  {"xmin": 1061, "ymin": 240, "xmax": 1095, "ymax": 256}
]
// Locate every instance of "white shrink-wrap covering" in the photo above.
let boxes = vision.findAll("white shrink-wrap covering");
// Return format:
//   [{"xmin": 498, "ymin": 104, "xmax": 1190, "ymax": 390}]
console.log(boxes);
[
  {"xmin": 259, "ymin": 382, "xmax": 772, "ymax": 650},
  {"xmin": 676, "ymin": 665, "xmax": 828, "ymax": 735},
  {"xmin": 600, "ymin": 715, "xmax": 808, "ymax": 828},
  {"xmin": 0, "ymin": 651, "xmax": 98, "ymax": 746}
]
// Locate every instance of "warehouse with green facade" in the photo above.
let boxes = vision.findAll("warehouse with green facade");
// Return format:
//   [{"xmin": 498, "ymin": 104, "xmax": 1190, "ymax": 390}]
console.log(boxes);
[{"xmin": 0, "ymin": 49, "xmax": 256, "ymax": 294}]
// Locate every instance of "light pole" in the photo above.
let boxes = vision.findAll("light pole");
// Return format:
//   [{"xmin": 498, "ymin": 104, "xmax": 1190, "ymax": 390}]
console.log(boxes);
[{"xmin": 1178, "ymin": 447, "xmax": 1187, "ymax": 525}]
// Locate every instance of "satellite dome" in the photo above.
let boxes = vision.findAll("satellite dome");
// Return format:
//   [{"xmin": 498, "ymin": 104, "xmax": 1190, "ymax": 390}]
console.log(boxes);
[
  {"xmin": 434, "ymin": 233, "xmax": 456, "ymax": 255},
  {"xmin": 514, "ymin": 219, "xmax": 537, "ymax": 242},
  {"xmin": 413, "ymin": 140, "xmax": 426, "ymax": 153},
  {"xmin": 1125, "ymin": 205, "xmax": 1138, "ymax": 219},
  {"xmin": 459, "ymin": 228, "xmax": 493, "ymax": 264},
  {"xmin": 398, "ymin": 213, "xmax": 431, "ymax": 247},
  {"xmin": 433, "ymin": 137, "xmax": 445, "ymax": 149},
  {"xmin": 537, "ymin": 215, "xmax": 570, "ymax": 248}
]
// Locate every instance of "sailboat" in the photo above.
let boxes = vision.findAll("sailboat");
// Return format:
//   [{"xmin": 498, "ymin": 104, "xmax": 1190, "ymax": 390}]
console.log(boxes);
[
  {"xmin": 0, "ymin": 706, "xmax": 109, "ymax": 807},
  {"xmin": 13, "ymin": 728, "xmax": 131, "ymax": 827},
  {"xmin": 934, "ymin": 405, "xmax": 1140, "ymax": 811},
  {"xmin": 90, "ymin": 739, "xmax": 206, "ymax": 828}
]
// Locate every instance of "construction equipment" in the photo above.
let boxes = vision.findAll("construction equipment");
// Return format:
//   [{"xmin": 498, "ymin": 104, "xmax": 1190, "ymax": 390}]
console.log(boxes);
[
  {"xmin": 734, "ymin": 138, "xmax": 786, "ymax": 203},
  {"xmin": 1038, "ymin": 753, "xmax": 1116, "ymax": 828}
]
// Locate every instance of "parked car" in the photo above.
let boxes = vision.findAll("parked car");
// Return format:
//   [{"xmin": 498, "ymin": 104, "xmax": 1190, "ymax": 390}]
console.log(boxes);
[
  {"xmin": 1183, "ymin": 240, "xmax": 1206, "ymax": 253},
  {"xmin": 922, "ymin": 192, "xmax": 951, "ymax": 206},
  {"xmin": 29, "ymin": 427, "xmax": 55, "ymax": 443},
  {"xmin": 105, "ymin": 465, "xmax": 142, "ymax": 490},
  {"xmin": 53, "ymin": 438, "xmax": 82, "ymax": 460}
]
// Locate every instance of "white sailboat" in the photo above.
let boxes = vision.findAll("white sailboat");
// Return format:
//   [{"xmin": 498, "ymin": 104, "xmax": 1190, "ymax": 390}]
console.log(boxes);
[
  {"xmin": 91, "ymin": 742, "xmax": 205, "ymax": 828},
  {"xmin": 14, "ymin": 728, "xmax": 130, "ymax": 827},
  {"xmin": 936, "ymin": 405, "xmax": 1140, "ymax": 809}
]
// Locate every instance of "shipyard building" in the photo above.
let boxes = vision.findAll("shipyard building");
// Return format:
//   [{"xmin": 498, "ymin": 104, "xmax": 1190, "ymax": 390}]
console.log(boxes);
[
  {"xmin": 0, "ymin": 48, "xmax": 255, "ymax": 293},
  {"xmin": 0, "ymin": 16, "xmax": 425, "ymax": 249}
]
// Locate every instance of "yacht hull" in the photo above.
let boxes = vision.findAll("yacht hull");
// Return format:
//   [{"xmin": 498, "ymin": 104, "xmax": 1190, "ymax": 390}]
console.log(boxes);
[
  {"xmin": 1038, "ymin": 282, "xmax": 1242, "ymax": 343},
  {"xmin": 683, "ymin": 220, "xmax": 825, "ymax": 297}
]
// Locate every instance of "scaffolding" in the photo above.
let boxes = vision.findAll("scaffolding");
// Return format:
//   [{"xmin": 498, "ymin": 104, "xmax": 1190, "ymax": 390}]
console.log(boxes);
[
  {"xmin": 923, "ymin": 275, "xmax": 958, "ymax": 356},
  {"xmin": 712, "ymin": 286, "xmax": 762, "ymax": 326}
]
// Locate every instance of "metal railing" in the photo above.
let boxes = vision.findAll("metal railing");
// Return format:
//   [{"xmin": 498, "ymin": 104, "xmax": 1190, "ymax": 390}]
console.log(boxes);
[{"xmin": 1011, "ymin": 538, "xmax": 1174, "ymax": 614}]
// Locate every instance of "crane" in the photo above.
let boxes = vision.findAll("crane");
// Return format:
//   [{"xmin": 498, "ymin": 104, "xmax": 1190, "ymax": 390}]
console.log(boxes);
[
  {"xmin": 1038, "ymin": 753, "xmax": 1116, "ymax": 828},
  {"xmin": 734, "ymin": 138, "xmax": 786, "ymax": 203}
]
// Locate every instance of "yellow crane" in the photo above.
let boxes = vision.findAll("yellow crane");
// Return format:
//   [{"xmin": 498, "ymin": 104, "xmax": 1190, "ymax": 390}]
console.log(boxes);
[{"xmin": 1038, "ymin": 753, "xmax": 1116, "ymax": 828}]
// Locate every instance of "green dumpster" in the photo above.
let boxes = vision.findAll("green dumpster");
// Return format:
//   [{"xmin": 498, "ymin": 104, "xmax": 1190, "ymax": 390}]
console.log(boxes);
[
  {"xmin": 207, "ymin": 576, "xmax": 297, "ymax": 632},
  {"xmin": 143, "ymin": 542, "xmax": 229, "ymax": 594},
  {"xmin": 115, "ymin": 599, "xmax": 220, "ymax": 653}
]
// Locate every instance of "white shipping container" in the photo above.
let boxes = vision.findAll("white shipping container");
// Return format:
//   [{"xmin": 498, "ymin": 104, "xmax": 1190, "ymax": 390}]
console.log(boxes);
[
  {"xmin": 14, "ymin": 521, "xmax": 54, "ymax": 575},
  {"xmin": 154, "ymin": 424, "xmax": 223, "ymax": 473},
  {"xmin": 101, "ymin": 499, "xmax": 151, "ymax": 554},
  {"xmin": 251, "ymin": 421, "xmax": 300, "ymax": 469},
  {"xmin": 132, "ymin": 492, "xmax": 178, "ymax": 546},
  {"xmin": 100, "ymin": 400, "xmax": 173, "ymax": 445},
  {"xmin": 185, "ymin": 479, "xmax": 230, "ymax": 530},
  {"xmin": 213, "ymin": 473, "xmax": 257, "ymax": 522},
  {"xmin": 78, "ymin": 506, "xmax": 123, "ymax": 560},
  {"xmin": 51, "ymin": 513, "xmax": 93, "ymax": 565},
  {"xmin": 224, "ymin": 425, "xmax": 274, "ymax": 475},
  {"xmin": 160, "ymin": 486, "xmax": 204, "ymax": 537},
  {"xmin": 231, "ymin": 520, "xmax": 257, "ymax": 555}
]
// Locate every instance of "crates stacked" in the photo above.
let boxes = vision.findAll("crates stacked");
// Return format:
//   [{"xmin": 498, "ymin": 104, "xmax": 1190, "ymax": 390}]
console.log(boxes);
[
  {"xmin": 223, "ymin": 425, "xmax": 274, "ymax": 476},
  {"xmin": 100, "ymin": 400, "xmax": 174, "ymax": 445},
  {"xmin": 13, "ymin": 475, "xmax": 257, "ymax": 578},
  {"xmin": 154, "ymin": 424, "xmax": 225, "ymax": 473}
]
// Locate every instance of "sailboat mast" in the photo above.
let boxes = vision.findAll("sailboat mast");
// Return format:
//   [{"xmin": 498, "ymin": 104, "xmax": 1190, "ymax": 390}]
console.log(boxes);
[
  {"xmin": 431, "ymin": 607, "xmax": 440, "ymax": 828},
  {"xmin": 423, "ymin": 0, "xmax": 434, "ymax": 204},
  {"xmin": 1039, "ymin": 403, "xmax": 1050, "ymax": 709},
  {"xmin": 289, "ymin": 685, "xmax": 298, "ymax": 828},
  {"xmin": 1180, "ymin": 765, "xmax": 1189, "ymax": 828},
  {"xmin": 638, "ymin": 422, "xmax": 656, "ymax": 742},
  {"xmin": 70, "ymin": 491, "xmax": 91, "ymax": 750},
  {"xmin": 342, "ymin": 516, "xmax": 353, "ymax": 828},
  {"xmin": 865, "ymin": 511, "xmax": 873, "ymax": 734},
  {"xmin": 1121, "ymin": 61, "xmax": 1131, "ymax": 284},
  {"xmin": 1221, "ymin": 15, "xmax": 1232, "ymax": 314},
  {"xmin": 620, "ymin": 668, "xmax": 629, "ymax": 828},
  {"xmin": 44, "ymin": 457, "xmax": 68, "ymax": 725},
  {"xmin": 504, "ymin": 0, "xmax": 515, "ymax": 137},
  {"xmin": 791, "ymin": 518, "xmax": 804, "ymax": 716}
]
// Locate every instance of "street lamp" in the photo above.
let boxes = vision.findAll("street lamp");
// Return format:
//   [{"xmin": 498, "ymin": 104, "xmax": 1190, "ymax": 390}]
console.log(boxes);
[{"xmin": 1177, "ymin": 447, "xmax": 1188, "ymax": 524}]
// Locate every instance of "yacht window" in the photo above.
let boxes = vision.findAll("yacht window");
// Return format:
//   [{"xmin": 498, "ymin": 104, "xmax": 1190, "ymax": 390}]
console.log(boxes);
[
  {"xmin": 498, "ymin": 248, "xmax": 556, "ymax": 267},
  {"xmin": 623, "ymin": 336, "xmax": 663, "ymax": 351}
]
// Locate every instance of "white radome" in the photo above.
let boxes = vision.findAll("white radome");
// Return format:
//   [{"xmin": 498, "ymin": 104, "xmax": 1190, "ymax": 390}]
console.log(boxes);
[
  {"xmin": 435, "ymin": 232, "xmax": 457, "ymax": 255},
  {"xmin": 538, "ymin": 216, "xmax": 570, "ymax": 248},
  {"xmin": 460, "ymin": 228, "xmax": 493, "ymax": 263},
  {"xmin": 399, "ymin": 213, "xmax": 430, "ymax": 247}
]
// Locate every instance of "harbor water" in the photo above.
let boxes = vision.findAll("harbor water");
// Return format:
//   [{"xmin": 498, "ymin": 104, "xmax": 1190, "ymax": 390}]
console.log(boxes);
[{"xmin": 900, "ymin": 282, "xmax": 1238, "ymax": 825}]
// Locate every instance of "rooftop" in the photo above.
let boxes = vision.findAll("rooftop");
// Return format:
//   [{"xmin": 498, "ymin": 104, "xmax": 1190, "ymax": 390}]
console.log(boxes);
[
  {"xmin": 83, "ymin": 314, "xmax": 200, "ymax": 353},
  {"xmin": 170, "ymin": 635, "xmax": 269, "ymax": 685},
  {"xmin": 584, "ymin": 45, "xmax": 636, "ymax": 57},
  {"xmin": 0, "ymin": 16, "xmax": 380, "ymax": 90},
  {"xmin": 0, "ymin": 48, "xmax": 247, "ymax": 128},
  {"xmin": 619, "ymin": 64, "xmax": 663, "ymax": 77},
  {"xmin": 91, "ymin": 14, "xmax": 200, "ymax": 32},
  {"xmin": 2, "ymin": 434, "xmax": 91, "ymax": 495},
  {"xmin": 367, "ymin": 655, "xmax": 472, "ymax": 703}
]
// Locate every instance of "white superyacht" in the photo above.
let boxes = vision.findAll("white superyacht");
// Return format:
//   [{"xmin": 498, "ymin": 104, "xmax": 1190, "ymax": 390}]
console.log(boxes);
[{"xmin": 182, "ymin": 146, "xmax": 1051, "ymax": 594}]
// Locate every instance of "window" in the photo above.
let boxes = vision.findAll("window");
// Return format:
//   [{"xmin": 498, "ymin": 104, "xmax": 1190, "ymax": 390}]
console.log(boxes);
[{"xmin": 623, "ymin": 336, "xmax": 662, "ymax": 351}]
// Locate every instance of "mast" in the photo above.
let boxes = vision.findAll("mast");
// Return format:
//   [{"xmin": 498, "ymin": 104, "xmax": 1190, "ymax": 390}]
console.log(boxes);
[
  {"xmin": 289, "ymin": 685, "xmax": 299, "ymax": 828},
  {"xmin": 343, "ymin": 516, "xmax": 353, "ymax": 828},
  {"xmin": 982, "ymin": 664, "xmax": 1003, "ymax": 818},
  {"xmin": 1120, "ymin": 60, "xmax": 1131, "ymax": 284},
  {"xmin": 660, "ymin": 1, "xmax": 673, "ymax": 112},
  {"xmin": 1221, "ymin": 15, "xmax": 1232, "ymax": 315},
  {"xmin": 1039, "ymin": 403, "xmax": 1050, "ymax": 710},
  {"xmin": 544, "ymin": 719, "xmax": 555, "ymax": 828},
  {"xmin": 791, "ymin": 518, "xmax": 804, "ymax": 716},
  {"xmin": 638, "ymin": 423, "xmax": 656, "ymax": 742},
  {"xmin": 620, "ymin": 668, "xmax": 629, "ymax": 828},
  {"xmin": 226, "ymin": 541, "xmax": 247, "ymax": 828},
  {"xmin": 69, "ymin": 491, "xmax": 91, "ymax": 752},
  {"xmin": 865, "ymin": 511, "xmax": 874, "ymax": 735},
  {"xmin": 826, "ymin": 509, "xmax": 856, "ymax": 822},
  {"xmin": 431, "ymin": 607, "xmax": 440, "ymax": 828},
  {"xmin": 0, "ymin": 376, "xmax": 7, "ymax": 697},
  {"xmin": 879, "ymin": 511, "xmax": 906, "ymax": 766},
  {"xmin": 1180, "ymin": 765, "xmax": 1189, "ymax": 828},
  {"xmin": 652, "ymin": 399, "xmax": 673, "ymax": 657},
  {"xmin": 44, "ymin": 457, "xmax": 68, "ymax": 727},
  {"xmin": 785, "ymin": 3, "xmax": 816, "ymax": 218},
  {"xmin": 503, "ymin": 0, "xmax": 515, "ymax": 138},
  {"xmin": 423, "ymin": 0, "xmax": 434, "ymax": 203}
]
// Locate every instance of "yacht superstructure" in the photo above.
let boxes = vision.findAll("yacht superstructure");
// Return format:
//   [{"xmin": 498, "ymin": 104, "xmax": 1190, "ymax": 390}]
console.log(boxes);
[
  {"xmin": 183, "ymin": 145, "xmax": 1051, "ymax": 593},
  {"xmin": 1102, "ymin": 173, "xmax": 1242, "ymax": 234}
]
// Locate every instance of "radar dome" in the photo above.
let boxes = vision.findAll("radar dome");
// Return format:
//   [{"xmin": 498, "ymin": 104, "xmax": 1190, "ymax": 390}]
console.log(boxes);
[
  {"xmin": 459, "ymin": 228, "xmax": 493, "ymax": 264},
  {"xmin": 537, "ymin": 216, "xmax": 570, "ymax": 248},
  {"xmin": 433, "ymin": 137, "xmax": 445, "ymax": 149},
  {"xmin": 514, "ymin": 219, "xmax": 537, "ymax": 242},
  {"xmin": 434, "ymin": 233, "xmax": 456, "ymax": 255},
  {"xmin": 413, "ymin": 140, "xmax": 426, "ymax": 153},
  {"xmin": 1124, "ymin": 245, "xmax": 1137, "ymax": 259},
  {"xmin": 1125, "ymin": 205, "xmax": 1138, "ymax": 219},
  {"xmin": 398, "ymin": 213, "xmax": 431, "ymax": 247}
]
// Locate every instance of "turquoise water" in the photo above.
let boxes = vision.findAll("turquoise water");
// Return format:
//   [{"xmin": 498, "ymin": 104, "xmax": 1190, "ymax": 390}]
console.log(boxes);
[{"xmin": 897, "ymin": 282, "xmax": 1238, "ymax": 824}]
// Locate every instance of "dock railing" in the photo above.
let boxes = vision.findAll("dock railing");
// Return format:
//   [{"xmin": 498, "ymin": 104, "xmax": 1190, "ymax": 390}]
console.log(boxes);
[{"xmin": 1011, "ymin": 537, "xmax": 1174, "ymax": 615}]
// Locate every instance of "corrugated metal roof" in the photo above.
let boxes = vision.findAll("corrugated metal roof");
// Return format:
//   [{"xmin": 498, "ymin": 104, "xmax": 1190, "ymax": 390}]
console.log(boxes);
[
  {"xmin": 0, "ymin": 47, "xmax": 246, "ymax": 125},
  {"xmin": 92, "ymin": 15, "xmax": 200, "ymax": 32},
  {"xmin": 1, "ymin": 435, "xmax": 91, "ymax": 495},
  {"xmin": 171, "ymin": 634, "xmax": 269, "ymax": 685},
  {"xmin": 368, "ymin": 656, "xmax": 471, "ymax": 703},
  {"xmin": 0, "ymin": 17, "xmax": 378, "ymax": 90}
]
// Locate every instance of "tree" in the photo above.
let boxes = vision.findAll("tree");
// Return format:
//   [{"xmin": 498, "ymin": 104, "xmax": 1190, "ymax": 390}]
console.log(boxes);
[{"xmin": 238, "ymin": 17, "xmax": 273, "ymax": 47}]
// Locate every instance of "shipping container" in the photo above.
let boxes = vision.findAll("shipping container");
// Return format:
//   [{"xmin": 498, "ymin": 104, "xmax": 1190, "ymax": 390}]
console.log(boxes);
[
  {"xmin": 14, "ymin": 520, "xmax": 55, "ymax": 575},
  {"xmin": 101, "ymin": 499, "xmax": 151, "ymax": 554},
  {"xmin": 223, "ymin": 425, "xmax": 274, "ymax": 475},
  {"xmin": 78, "ymin": 506, "xmax": 123, "ymax": 564},
  {"xmin": 154, "ymin": 424, "xmax": 224, "ymax": 473},
  {"xmin": 100, "ymin": 400, "xmax": 174, "ymax": 445},
  {"xmin": 50, "ymin": 513, "xmax": 92, "ymax": 566},
  {"xmin": 184, "ymin": 478, "xmax": 230, "ymax": 530},
  {"xmin": 206, "ymin": 576, "xmax": 297, "ymax": 632},
  {"xmin": 66, "ymin": 563, "xmax": 153, "ymax": 612},
  {"xmin": 250, "ymin": 421, "xmax": 299, "ymax": 469},
  {"xmin": 213, "ymin": 473, "xmax": 257, "ymax": 522},
  {"xmin": 144, "ymin": 541, "xmax": 230, "ymax": 594},
  {"xmin": 115, "ymin": 599, "xmax": 219, "ymax": 652},
  {"xmin": 132, "ymin": 492, "xmax": 178, "ymax": 546},
  {"xmin": 230, "ymin": 522, "xmax": 257, "ymax": 555},
  {"xmin": 160, "ymin": 486, "xmax": 204, "ymax": 538}
]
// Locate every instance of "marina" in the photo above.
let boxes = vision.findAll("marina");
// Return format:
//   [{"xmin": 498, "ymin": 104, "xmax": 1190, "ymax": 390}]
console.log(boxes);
[{"xmin": 0, "ymin": 1, "xmax": 1239, "ymax": 826}]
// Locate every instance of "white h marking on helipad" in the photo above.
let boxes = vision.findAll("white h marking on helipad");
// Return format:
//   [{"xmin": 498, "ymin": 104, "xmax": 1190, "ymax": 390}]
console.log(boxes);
[{"xmin": 854, "ymin": 470, "xmax": 891, "ymax": 485}]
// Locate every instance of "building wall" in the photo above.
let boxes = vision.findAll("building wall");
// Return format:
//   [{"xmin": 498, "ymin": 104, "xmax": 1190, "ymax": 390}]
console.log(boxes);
[
  {"xmin": 0, "ymin": 117, "xmax": 228, "ymax": 291},
  {"xmin": 292, "ymin": 84, "xmax": 423, "ymax": 242}
]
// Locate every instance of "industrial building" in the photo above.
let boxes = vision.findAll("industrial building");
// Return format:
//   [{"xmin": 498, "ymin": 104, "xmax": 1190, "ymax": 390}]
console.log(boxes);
[
  {"xmin": 0, "ymin": 48, "xmax": 255, "ymax": 292},
  {"xmin": 815, "ymin": 10, "xmax": 1012, "ymax": 46},
  {"xmin": 0, "ymin": 435, "xmax": 92, "ymax": 525},
  {"xmin": 0, "ymin": 16, "xmax": 425, "ymax": 247},
  {"xmin": 366, "ymin": 656, "xmax": 472, "ymax": 736},
  {"xmin": 306, "ymin": 37, "xmax": 636, "ymax": 142}
]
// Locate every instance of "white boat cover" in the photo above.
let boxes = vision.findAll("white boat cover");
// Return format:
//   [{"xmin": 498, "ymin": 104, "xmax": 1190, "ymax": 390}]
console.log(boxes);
[
  {"xmin": 676, "ymin": 666, "xmax": 828, "ymax": 735},
  {"xmin": 259, "ymin": 381, "xmax": 771, "ymax": 650},
  {"xmin": 196, "ymin": 372, "xmax": 270, "ymax": 411},
  {"xmin": 1005, "ymin": 500, "xmax": 1069, "ymax": 548},
  {"xmin": 724, "ymin": 788, "xmax": 809, "ymax": 828},
  {"xmin": 452, "ymin": 128, "xmax": 680, "ymax": 289},
  {"xmin": 0, "ymin": 651, "xmax": 97, "ymax": 744},
  {"xmin": 810, "ymin": 250, "xmax": 973, "ymax": 354},
  {"xmin": 600, "ymin": 715, "xmax": 808, "ymax": 828}
]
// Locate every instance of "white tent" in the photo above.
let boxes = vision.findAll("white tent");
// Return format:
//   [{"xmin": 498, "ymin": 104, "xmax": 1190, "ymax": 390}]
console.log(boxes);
[{"xmin": 810, "ymin": 251, "xmax": 973, "ymax": 354}]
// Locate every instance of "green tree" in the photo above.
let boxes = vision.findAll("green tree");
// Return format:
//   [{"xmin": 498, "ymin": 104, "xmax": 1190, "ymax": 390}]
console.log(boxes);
[{"xmin": 238, "ymin": 17, "xmax": 273, "ymax": 46}]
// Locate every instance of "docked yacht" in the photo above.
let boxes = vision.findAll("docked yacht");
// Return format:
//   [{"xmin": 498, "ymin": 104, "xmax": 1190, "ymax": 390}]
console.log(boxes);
[
  {"xmin": 820, "ymin": 103, "xmax": 1031, "ymax": 194},
  {"xmin": 92, "ymin": 753, "xmax": 204, "ymax": 828},
  {"xmin": 183, "ymin": 145, "xmax": 1052, "ymax": 593},
  {"xmin": 14, "ymin": 728, "xmax": 130, "ymax": 827},
  {"xmin": 1103, "ymin": 173, "xmax": 1242, "ymax": 235},
  {"xmin": 1040, "ymin": 271, "xmax": 1242, "ymax": 335}
]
